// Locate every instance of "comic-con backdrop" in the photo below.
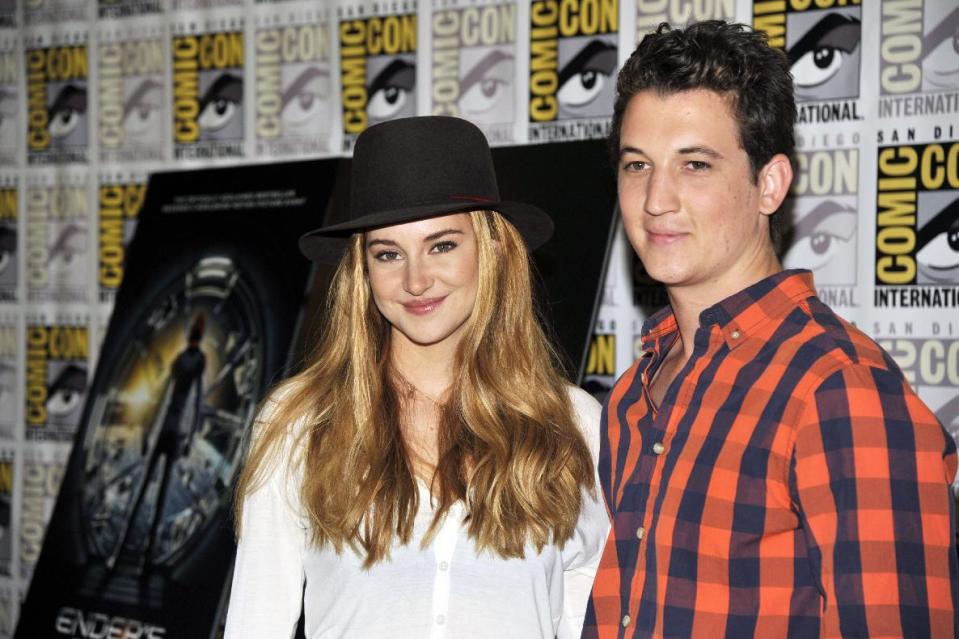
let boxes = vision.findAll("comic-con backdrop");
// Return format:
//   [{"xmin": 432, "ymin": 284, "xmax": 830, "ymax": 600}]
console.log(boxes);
[{"xmin": 0, "ymin": 0, "xmax": 954, "ymax": 636}]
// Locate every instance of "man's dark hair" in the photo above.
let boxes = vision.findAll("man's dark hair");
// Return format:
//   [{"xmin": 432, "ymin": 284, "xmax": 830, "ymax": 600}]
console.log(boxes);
[{"xmin": 611, "ymin": 21, "xmax": 796, "ymax": 249}]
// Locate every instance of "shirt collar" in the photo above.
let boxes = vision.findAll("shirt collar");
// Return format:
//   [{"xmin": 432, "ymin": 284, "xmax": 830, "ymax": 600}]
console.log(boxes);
[{"xmin": 639, "ymin": 269, "xmax": 817, "ymax": 351}]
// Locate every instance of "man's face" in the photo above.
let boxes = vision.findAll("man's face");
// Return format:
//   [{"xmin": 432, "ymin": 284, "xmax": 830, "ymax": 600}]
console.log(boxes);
[{"xmin": 617, "ymin": 89, "xmax": 780, "ymax": 296}]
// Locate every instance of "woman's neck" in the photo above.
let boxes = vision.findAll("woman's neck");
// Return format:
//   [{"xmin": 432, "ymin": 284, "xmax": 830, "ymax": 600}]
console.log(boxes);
[{"xmin": 389, "ymin": 330, "xmax": 457, "ymax": 400}]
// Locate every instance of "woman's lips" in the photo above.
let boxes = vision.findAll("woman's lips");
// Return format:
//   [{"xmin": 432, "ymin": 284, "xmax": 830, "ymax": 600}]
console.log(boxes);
[{"xmin": 402, "ymin": 296, "xmax": 447, "ymax": 315}]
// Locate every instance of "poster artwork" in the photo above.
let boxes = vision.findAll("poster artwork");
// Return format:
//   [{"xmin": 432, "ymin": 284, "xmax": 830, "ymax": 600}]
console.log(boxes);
[
  {"xmin": 98, "ymin": 24, "xmax": 165, "ymax": 164},
  {"xmin": 25, "ymin": 30, "xmax": 89, "ymax": 165},
  {"xmin": 172, "ymin": 17, "xmax": 246, "ymax": 161},
  {"xmin": 431, "ymin": 0, "xmax": 519, "ymax": 144},
  {"xmin": 254, "ymin": 5, "xmax": 335, "ymax": 157},
  {"xmin": 339, "ymin": 1, "xmax": 418, "ymax": 152},
  {"xmin": 528, "ymin": 0, "xmax": 618, "ymax": 143},
  {"xmin": 0, "ymin": 448, "xmax": 13, "ymax": 577}
]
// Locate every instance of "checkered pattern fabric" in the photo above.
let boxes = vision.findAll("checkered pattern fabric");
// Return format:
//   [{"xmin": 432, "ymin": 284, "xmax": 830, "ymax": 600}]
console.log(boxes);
[{"xmin": 583, "ymin": 270, "xmax": 958, "ymax": 638}]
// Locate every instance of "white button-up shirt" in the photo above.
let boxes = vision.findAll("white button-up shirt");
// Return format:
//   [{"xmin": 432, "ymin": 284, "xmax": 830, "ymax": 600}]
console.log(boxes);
[{"xmin": 225, "ymin": 387, "xmax": 609, "ymax": 638}]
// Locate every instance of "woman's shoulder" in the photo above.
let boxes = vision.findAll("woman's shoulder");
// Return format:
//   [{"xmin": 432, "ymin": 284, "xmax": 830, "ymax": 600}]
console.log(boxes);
[{"xmin": 564, "ymin": 384, "xmax": 602, "ymax": 458}]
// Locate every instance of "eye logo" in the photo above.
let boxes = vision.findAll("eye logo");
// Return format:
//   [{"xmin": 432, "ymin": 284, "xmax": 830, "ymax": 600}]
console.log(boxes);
[
  {"xmin": 917, "ymin": 194, "xmax": 959, "ymax": 284},
  {"xmin": 786, "ymin": 8, "xmax": 861, "ymax": 101},
  {"xmin": 557, "ymin": 39, "xmax": 616, "ymax": 117},
  {"xmin": 922, "ymin": 3, "xmax": 959, "ymax": 91},
  {"xmin": 367, "ymin": 58, "xmax": 414, "ymax": 123},
  {"xmin": 783, "ymin": 199, "xmax": 858, "ymax": 284}
]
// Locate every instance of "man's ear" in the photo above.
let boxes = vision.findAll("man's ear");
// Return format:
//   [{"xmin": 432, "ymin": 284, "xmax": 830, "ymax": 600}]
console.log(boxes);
[{"xmin": 757, "ymin": 153, "xmax": 793, "ymax": 216}]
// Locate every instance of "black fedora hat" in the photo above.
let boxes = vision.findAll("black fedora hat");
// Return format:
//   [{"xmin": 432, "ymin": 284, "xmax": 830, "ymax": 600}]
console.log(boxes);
[{"xmin": 299, "ymin": 116, "xmax": 553, "ymax": 263}]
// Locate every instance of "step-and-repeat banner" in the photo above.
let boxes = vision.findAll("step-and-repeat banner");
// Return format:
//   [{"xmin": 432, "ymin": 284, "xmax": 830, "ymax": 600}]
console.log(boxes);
[{"xmin": 0, "ymin": 0, "xmax": 956, "ymax": 635}]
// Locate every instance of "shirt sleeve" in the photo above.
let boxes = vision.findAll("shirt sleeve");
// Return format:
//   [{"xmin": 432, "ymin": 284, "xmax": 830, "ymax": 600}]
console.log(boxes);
[
  {"xmin": 558, "ymin": 387, "xmax": 612, "ymax": 639},
  {"xmin": 224, "ymin": 425, "xmax": 307, "ymax": 639},
  {"xmin": 790, "ymin": 364, "xmax": 958, "ymax": 638}
]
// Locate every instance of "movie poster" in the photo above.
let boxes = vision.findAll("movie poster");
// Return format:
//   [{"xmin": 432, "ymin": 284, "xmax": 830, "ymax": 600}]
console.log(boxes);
[
  {"xmin": 428, "ymin": 0, "xmax": 521, "ymax": 145},
  {"xmin": 97, "ymin": 0, "xmax": 162, "ymax": 19},
  {"xmin": 97, "ymin": 22, "xmax": 166, "ymax": 164},
  {"xmin": 18, "ymin": 444, "xmax": 68, "ymax": 585},
  {"xmin": 23, "ymin": 0, "xmax": 87, "ymax": 25},
  {"xmin": 0, "ymin": 448, "xmax": 13, "ymax": 578},
  {"xmin": 97, "ymin": 170, "xmax": 146, "ymax": 306},
  {"xmin": 0, "ymin": 174, "xmax": 16, "ymax": 303},
  {"xmin": 25, "ymin": 169, "xmax": 91, "ymax": 305},
  {"xmin": 339, "ymin": 0, "xmax": 418, "ymax": 152},
  {"xmin": 0, "ymin": 313, "xmax": 17, "ymax": 440},
  {"xmin": 171, "ymin": 15, "xmax": 246, "ymax": 161},
  {"xmin": 528, "ymin": 0, "xmax": 618, "ymax": 143},
  {"xmin": 0, "ymin": 34, "xmax": 18, "ymax": 167},
  {"xmin": 636, "ymin": 0, "xmax": 735, "ymax": 40},
  {"xmin": 24, "ymin": 29, "xmax": 89, "ymax": 165},
  {"xmin": 16, "ymin": 159, "xmax": 339, "ymax": 639},
  {"xmin": 23, "ymin": 312, "xmax": 90, "ymax": 445},
  {"xmin": 254, "ymin": 1, "xmax": 336, "ymax": 158}
]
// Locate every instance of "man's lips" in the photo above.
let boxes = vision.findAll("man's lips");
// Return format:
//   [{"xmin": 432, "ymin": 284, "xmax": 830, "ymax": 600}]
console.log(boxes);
[
  {"xmin": 402, "ymin": 296, "xmax": 447, "ymax": 315},
  {"xmin": 646, "ymin": 229, "xmax": 688, "ymax": 245}
]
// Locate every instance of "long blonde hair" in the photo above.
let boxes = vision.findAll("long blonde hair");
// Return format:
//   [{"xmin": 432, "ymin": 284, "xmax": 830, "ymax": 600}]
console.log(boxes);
[{"xmin": 234, "ymin": 211, "xmax": 594, "ymax": 567}]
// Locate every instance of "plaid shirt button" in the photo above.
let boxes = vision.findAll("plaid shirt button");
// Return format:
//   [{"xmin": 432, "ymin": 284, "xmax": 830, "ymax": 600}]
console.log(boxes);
[
  {"xmin": 636, "ymin": 527, "xmax": 645, "ymax": 540},
  {"xmin": 622, "ymin": 614, "xmax": 631, "ymax": 628},
  {"xmin": 652, "ymin": 442, "xmax": 665, "ymax": 455}
]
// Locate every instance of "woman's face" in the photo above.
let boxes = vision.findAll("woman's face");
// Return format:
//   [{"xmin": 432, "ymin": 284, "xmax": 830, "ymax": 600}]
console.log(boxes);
[{"xmin": 365, "ymin": 213, "xmax": 480, "ymax": 349}]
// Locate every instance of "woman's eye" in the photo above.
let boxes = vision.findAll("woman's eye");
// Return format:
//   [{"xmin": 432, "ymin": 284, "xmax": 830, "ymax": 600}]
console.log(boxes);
[
  {"xmin": 431, "ymin": 241, "xmax": 457, "ymax": 254},
  {"xmin": 375, "ymin": 250, "xmax": 400, "ymax": 262}
]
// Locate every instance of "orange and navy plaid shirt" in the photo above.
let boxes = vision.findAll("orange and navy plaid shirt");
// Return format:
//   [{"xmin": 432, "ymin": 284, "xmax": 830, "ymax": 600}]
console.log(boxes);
[{"xmin": 583, "ymin": 270, "xmax": 958, "ymax": 638}]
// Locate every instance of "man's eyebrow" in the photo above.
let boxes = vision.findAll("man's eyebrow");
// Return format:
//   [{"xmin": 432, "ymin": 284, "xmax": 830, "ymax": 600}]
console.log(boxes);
[
  {"xmin": 619, "ymin": 146, "xmax": 644, "ymax": 157},
  {"xmin": 677, "ymin": 145, "xmax": 723, "ymax": 159}
]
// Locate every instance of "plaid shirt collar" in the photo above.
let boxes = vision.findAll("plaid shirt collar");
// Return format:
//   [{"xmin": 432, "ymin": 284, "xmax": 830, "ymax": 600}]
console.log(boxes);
[{"xmin": 638, "ymin": 269, "xmax": 817, "ymax": 353}]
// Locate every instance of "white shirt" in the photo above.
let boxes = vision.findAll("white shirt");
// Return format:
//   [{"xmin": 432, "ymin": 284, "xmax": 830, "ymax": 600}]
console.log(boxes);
[{"xmin": 224, "ymin": 387, "xmax": 609, "ymax": 639}]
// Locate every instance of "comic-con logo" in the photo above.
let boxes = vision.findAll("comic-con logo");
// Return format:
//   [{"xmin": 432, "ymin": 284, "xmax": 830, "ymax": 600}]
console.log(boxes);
[
  {"xmin": 875, "ymin": 140, "xmax": 959, "ymax": 306},
  {"xmin": 255, "ymin": 21, "xmax": 332, "ymax": 156},
  {"xmin": 0, "ymin": 322, "xmax": 15, "ymax": 437},
  {"xmin": 880, "ymin": 0, "xmax": 959, "ymax": 96},
  {"xmin": 26, "ymin": 181, "xmax": 88, "ymax": 303},
  {"xmin": 432, "ymin": 4, "xmax": 516, "ymax": 141},
  {"xmin": 340, "ymin": 11, "xmax": 417, "ymax": 148},
  {"xmin": 25, "ymin": 44, "xmax": 89, "ymax": 164},
  {"xmin": 19, "ymin": 452, "xmax": 66, "ymax": 580},
  {"xmin": 98, "ymin": 180, "xmax": 143, "ymax": 302},
  {"xmin": 0, "ymin": 186, "xmax": 15, "ymax": 301},
  {"xmin": 529, "ymin": 0, "xmax": 617, "ymax": 124},
  {"xmin": 754, "ymin": 1, "xmax": 861, "ymax": 107},
  {"xmin": 25, "ymin": 323, "xmax": 89, "ymax": 442},
  {"xmin": 98, "ymin": 0, "xmax": 163, "ymax": 19},
  {"xmin": 99, "ymin": 37, "xmax": 164, "ymax": 162},
  {"xmin": 0, "ymin": 48, "xmax": 17, "ymax": 164},
  {"xmin": 173, "ymin": 29, "xmax": 245, "ymax": 159},
  {"xmin": 784, "ymin": 147, "xmax": 859, "ymax": 305},
  {"xmin": 636, "ymin": 0, "xmax": 734, "ymax": 38}
]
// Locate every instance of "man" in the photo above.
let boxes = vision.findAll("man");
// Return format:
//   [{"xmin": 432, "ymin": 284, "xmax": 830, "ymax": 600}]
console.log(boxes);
[{"xmin": 583, "ymin": 21, "xmax": 958, "ymax": 638}]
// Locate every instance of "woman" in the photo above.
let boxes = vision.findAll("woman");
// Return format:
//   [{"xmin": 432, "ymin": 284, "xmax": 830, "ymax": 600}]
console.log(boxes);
[{"xmin": 225, "ymin": 116, "xmax": 608, "ymax": 638}]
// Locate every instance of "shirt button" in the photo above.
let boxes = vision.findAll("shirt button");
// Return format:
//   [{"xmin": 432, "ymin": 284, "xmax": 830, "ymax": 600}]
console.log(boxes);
[
  {"xmin": 652, "ymin": 442, "xmax": 665, "ymax": 455},
  {"xmin": 438, "ymin": 561, "xmax": 449, "ymax": 571},
  {"xmin": 731, "ymin": 329, "xmax": 741, "ymax": 340},
  {"xmin": 636, "ymin": 526, "xmax": 645, "ymax": 540},
  {"xmin": 436, "ymin": 615, "xmax": 445, "ymax": 625},
  {"xmin": 622, "ymin": 614, "xmax": 632, "ymax": 628}
]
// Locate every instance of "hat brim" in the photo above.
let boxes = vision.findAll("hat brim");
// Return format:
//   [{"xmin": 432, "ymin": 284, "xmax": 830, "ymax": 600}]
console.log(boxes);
[{"xmin": 299, "ymin": 201, "xmax": 553, "ymax": 264}]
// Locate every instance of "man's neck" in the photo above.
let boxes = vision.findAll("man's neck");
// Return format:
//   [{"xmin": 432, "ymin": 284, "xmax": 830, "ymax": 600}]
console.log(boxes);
[{"xmin": 666, "ymin": 256, "xmax": 782, "ymax": 361}]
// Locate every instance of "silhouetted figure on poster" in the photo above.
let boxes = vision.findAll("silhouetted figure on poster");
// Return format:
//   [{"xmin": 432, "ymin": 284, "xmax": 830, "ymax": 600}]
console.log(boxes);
[{"xmin": 107, "ymin": 314, "xmax": 207, "ymax": 571}]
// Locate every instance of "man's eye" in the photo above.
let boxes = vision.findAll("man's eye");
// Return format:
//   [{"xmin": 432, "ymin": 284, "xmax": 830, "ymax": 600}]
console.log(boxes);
[
  {"xmin": 622, "ymin": 161, "xmax": 646, "ymax": 172},
  {"xmin": 687, "ymin": 161, "xmax": 709, "ymax": 171}
]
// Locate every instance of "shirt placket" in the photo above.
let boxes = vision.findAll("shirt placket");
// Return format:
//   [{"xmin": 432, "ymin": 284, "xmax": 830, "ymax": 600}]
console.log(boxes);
[{"xmin": 429, "ymin": 502, "xmax": 462, "ymax": 639}]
